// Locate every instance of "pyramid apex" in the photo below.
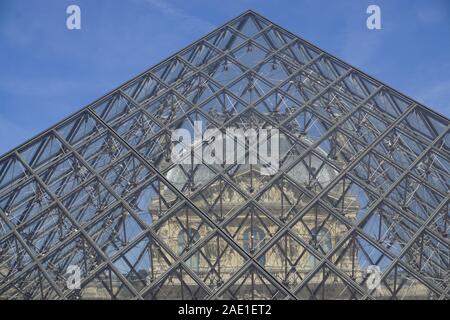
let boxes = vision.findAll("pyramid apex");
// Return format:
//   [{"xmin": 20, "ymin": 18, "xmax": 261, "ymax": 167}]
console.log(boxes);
[
  {"xmin": 240, "ymin": 9, "xmax": 267, "ymax": 19},
  {"xmin": 242, "ymin": 9, "xmax": 258, "ymax": 15}
]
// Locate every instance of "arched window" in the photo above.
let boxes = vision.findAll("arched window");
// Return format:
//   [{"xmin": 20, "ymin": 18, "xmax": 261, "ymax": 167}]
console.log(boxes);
[
  {"xmin": 177, "ymin": 228, "xmax": 200, "ymax": 272},
  {"xmin": 243, "ymin": 227, "xmax": 266, "ymax": 266},
  {"xmin": 308, "ymin": 227, "xmax": 332, "ymax": 269}
]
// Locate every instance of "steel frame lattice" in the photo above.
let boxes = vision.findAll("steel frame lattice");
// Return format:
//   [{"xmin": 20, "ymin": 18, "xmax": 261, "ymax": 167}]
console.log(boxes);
[{"xmin": 0, "ymin": 10, "xmax": 449, "ymax": 300}]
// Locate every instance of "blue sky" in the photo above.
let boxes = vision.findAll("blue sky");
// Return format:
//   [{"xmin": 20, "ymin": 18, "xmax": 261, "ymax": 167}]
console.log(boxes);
[{"xmin": 0, "ymin": 0, "xmax": 449, "ymax": 155}]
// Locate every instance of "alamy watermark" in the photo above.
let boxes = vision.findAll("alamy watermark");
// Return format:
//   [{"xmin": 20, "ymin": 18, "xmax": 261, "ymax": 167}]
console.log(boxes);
[
  {"xmin": 66, "ymin": 5, "xmax": 81, "ymax": 30},
  {"xmin": 367, "ymin": 5, "xmax": 381, "ymax": 30},
  {"xmin": 171, "ymin": 121, "xmax": 280, "ymax": 176},
  {"xmin": 65, "ymin": 5, "xmax": 380, "ymax": 31},
  {"xmin": 66, "ymin": 264, "xmax": 81, "ymax": 290},
  {"xmin": 366, "ymin": 265, "xmax": 382, "ymax": 290}
]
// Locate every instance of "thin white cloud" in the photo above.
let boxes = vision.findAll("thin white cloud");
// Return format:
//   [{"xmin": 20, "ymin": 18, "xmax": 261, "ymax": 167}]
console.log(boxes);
[
  {"xmin": 337, "ymin": 28, "xmax": 383, "ymax": 70},
  {"xmin": 416, "ymin": 5, "xmax": 448, "ymax": 24},
  {"xmin": 414, "ymin": 79, "xmax": 450, "ymax": 116},
  {"xmin": 140, "ymin": 0, "xmax": 215, "ymax": 31},
  {"xmin": 0, "ymin": 76, "xmax": 98, "ymax": 98},
  {"xmin": 0, "ymin": 116, "xmax": 32, "ymax": 155}
]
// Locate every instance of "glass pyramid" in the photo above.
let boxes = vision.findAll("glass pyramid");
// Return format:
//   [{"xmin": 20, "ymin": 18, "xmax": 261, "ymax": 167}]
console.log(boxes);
[{"xmin": 0, "ymin": 10, "xmax": 448, "ymax": 300}]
